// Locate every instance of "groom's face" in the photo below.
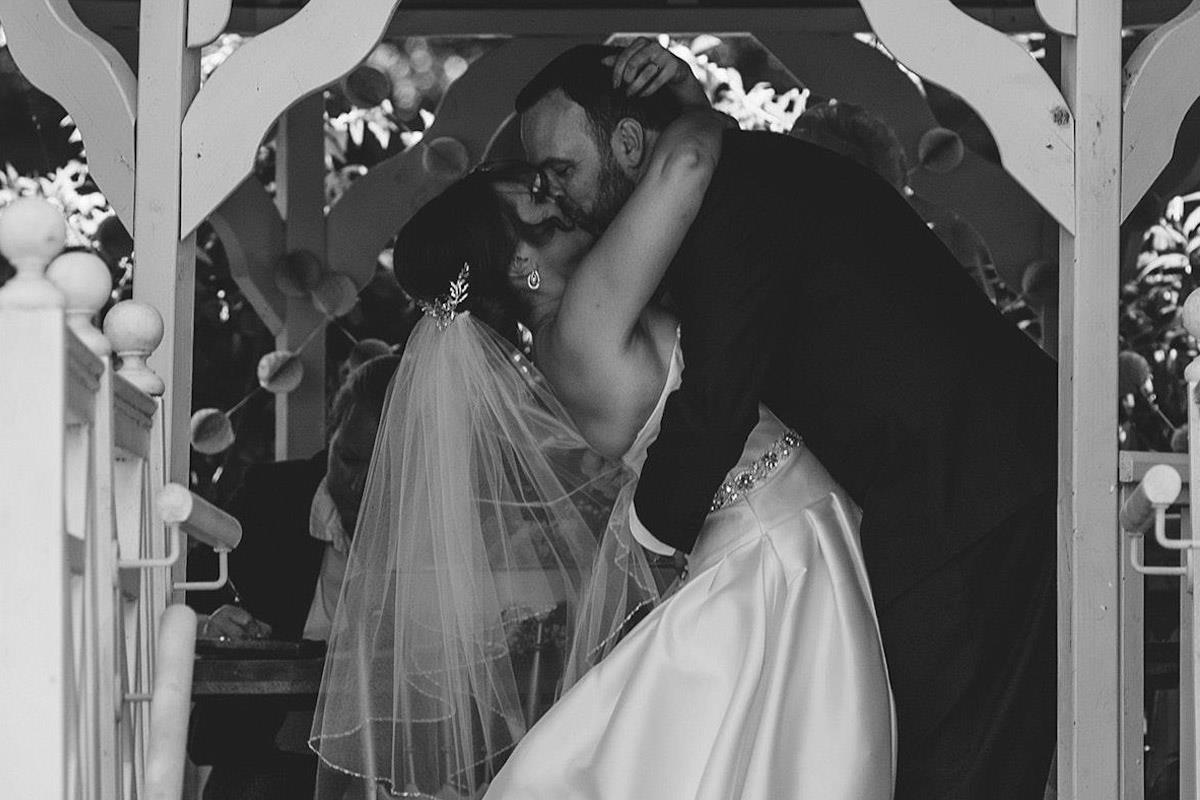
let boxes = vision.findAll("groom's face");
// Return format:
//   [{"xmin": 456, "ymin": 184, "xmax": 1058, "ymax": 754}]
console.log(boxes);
[{"xmin": 520, "ymin": 90, "xmax": 633, "ymax": 235}]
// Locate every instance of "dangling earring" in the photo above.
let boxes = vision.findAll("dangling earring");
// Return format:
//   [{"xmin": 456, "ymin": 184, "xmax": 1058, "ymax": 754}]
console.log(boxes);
[{"xmin": 526, "ymin": 269, "xmax": 542, "ymax": 291}]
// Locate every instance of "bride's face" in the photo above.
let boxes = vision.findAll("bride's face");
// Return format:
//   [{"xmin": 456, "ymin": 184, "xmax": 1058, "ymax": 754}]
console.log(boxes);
[{"xmin": 493, "ymin": 180, "xmax": 594, "ymax": 281}]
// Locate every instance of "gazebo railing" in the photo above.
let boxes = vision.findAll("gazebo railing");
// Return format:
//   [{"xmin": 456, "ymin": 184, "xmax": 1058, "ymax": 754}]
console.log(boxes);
[
  {"xmin": 0, "ymin": 198, "xmax": 239, "ymax": 800},
  {"xmin": 1119, "ymin": 455, "xmax": 1198, "ymax": 800}
]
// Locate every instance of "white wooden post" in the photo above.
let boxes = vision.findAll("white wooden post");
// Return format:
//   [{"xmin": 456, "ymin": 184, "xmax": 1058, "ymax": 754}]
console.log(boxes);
[
  {"xmin": 1177, "ymin": 290, "xmax": 1200, "ymax": 800},
  {"xmin": 0, "ymin": 200, "xmax": 71, "ymax": 797},
  {"xmin": 0, "ymin": 299, "xmax": 71, "ymax": 796},
  {"xmin": 274, "ymin": 93, "xmax": 328, "ymax": 459},
  {"xmin": 1183, "ymin": 548, "xmax": 1200, "ymax": 800},
  {"xmin": 133, "ymin": 0, "xmax": 200, "ymax": 488},
  {"xmin": 1057, "ymin": 2, "xmax": 1123, "ymax": 797}
]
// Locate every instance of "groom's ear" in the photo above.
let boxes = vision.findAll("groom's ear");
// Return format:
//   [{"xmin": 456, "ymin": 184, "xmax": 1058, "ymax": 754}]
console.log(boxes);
[{"xmin": 610, "ymin": 118, "xmax": 647, "ymax": 175}]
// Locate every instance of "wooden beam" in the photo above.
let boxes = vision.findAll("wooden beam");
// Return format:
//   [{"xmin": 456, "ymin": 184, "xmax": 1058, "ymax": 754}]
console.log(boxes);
[
  {"xmin": 71, "ymin": 1, "xmax": 1188, "ymax": 40},
  {"xmin": 274, "ymin": 93, "xmax": 327, "ymax": 459},
  {"xmin": 133, "ymin": 0, "xmax": 201, "ymax": 486},
  {"xmin": 207, "ymin": 179, "xmax": 288, "ymax": 335},
  {"xmin": 1057, "ymin": 1, "xmax": 1123, "ymax": 796}
]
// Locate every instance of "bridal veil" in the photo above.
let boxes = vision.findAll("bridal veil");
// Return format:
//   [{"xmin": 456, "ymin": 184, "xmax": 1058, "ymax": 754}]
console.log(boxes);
[{"xmin": 310, "ymin": 301, "xmax": 657, "ymax": 798}]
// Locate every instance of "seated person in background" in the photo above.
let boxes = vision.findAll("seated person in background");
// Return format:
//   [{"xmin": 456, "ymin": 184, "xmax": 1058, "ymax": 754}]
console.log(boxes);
[
  {"xmin": 186, "ymin": 353, "xmax": 402, "ymax": 800},
  {"xmin": 335, "ymin": 337, "xmax": 394, "ymax": 388},
  {"xmin": 791, "ymin": 100, "xmax": 995, "ymax": 302}
]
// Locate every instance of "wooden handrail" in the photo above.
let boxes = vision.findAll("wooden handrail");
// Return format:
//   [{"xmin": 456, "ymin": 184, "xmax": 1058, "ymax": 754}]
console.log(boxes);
[
  {"xmin": 1119, "ymin": 463, "xmax": 1183, "ymax": 533},
  {"xmin": 156, "ymin": 483, "xmax": 242, "ymax": 551},
  {"xmin": 144, "ymin": 604, "xmax": 197, "ymax": 800}
]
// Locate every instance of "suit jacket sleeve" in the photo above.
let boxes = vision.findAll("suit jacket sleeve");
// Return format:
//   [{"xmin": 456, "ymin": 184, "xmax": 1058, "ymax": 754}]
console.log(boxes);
[{"xmin": 632, "ymin": 147, "xmax": 792, "ymax": 553}]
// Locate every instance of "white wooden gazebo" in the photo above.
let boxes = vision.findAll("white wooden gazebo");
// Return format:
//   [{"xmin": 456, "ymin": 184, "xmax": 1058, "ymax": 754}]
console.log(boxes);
[{"xmin": 2, "ymin": 0, "xmax": 1200, "ymax": 798}]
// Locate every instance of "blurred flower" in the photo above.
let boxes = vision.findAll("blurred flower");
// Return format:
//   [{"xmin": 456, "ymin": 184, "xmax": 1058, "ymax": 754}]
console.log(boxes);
[
  {"xmin": 191, "ymin": 408, "xmax": 236, "ymax": 455},
  {"xmin": 257, "ymin": 350, "xmax": 305, "ymax": 394}
]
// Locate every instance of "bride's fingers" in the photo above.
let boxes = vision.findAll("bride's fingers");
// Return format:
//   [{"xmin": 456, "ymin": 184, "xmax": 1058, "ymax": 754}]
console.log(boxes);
[
  {"xmin": 620, "ymin": 50, "xmax": 669, "ymax": 94},
  {"xmin": 624, "ymin": 61, "xmax": 664, "ymax": 96},
  {"xmin": 611, "ymin": 37, "xmax": 653, "ymax": 88},
  {"xmin": 638, "ymin": 64, "xmax": 680, "ymax": 98},
  {"xmin": 610, "ymin": 38, "xmax": 646, "ymax": 87}
]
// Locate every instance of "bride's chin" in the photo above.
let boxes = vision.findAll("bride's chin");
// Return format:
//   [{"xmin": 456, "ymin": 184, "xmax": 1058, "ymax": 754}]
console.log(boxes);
[{"xmin": 570, "ymin": 229, "xmax": 596, "ymax": 255}]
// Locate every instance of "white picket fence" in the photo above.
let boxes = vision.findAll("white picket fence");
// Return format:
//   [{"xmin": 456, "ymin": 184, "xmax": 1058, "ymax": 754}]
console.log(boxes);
[{"xmin": 0, "ymin": 198, "xmax": 240, "ymax": 799}]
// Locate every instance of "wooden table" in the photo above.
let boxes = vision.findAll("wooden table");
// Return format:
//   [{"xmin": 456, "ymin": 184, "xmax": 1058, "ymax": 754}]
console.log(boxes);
[{"xmin": 191, "ymin": 640, "xmax": 327, "ymax": 697}]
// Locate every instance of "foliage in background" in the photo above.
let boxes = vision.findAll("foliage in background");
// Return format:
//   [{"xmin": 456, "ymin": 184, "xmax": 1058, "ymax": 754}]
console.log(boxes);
[
  {"xmin": 1119, "ymin": 192, "xmax": 1200, "ymax": 452},
  {"xmin": 666, "ymin": 35, "xmax": 808, "ymax": 133},
  {"xmin": 0, "ymin": 159, "xmax": 129, "ymax": 289}
]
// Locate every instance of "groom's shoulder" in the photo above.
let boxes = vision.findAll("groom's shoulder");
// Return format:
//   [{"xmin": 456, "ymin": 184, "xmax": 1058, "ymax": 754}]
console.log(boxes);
[{"xmin": 719, "ymin": 129, "xmax": 857, "ymax": 179}]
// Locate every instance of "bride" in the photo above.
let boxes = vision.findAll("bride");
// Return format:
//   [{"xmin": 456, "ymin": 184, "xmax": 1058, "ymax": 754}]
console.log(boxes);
[{"xmin": 311, "ymin": 41, "xmax": 894, "ymax": 800}]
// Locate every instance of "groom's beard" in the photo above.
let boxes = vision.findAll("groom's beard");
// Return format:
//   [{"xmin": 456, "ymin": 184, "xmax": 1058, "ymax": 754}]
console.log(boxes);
[{"xmin": 564, "ymin": 152, "xmax": 637, "ymax": 236}]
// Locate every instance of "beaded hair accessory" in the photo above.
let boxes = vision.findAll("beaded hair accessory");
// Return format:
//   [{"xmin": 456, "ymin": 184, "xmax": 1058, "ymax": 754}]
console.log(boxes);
[{"xmin": 418, "ymin": 262, "xmax": 470, "ymax": 330}]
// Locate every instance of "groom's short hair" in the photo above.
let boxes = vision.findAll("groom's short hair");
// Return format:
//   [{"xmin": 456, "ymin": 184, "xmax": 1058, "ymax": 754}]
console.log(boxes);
[{"xmin": 516, "ymin": 44, "xmax": 682, "ymax": 143}]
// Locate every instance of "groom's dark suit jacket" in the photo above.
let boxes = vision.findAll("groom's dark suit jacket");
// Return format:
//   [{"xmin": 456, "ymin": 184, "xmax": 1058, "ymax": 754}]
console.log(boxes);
[{"xmin": 633, "ymin": 131, "xmax": 1057, "ymax": 608}]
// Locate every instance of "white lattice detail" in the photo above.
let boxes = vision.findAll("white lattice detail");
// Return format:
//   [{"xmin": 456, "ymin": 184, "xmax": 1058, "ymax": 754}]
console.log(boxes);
[
  {"xmin": 859, "ymin": 0, "xmax": 1076, "ymax": 231},
  {"xmin": 179, "ymin": 0, "xmax": 401, "ymax": 235},
  {"xmin": 0, "ymin": 0, "xmax": 137, "ymax": 228},
  {"xmin": 1121, "ymin": 0, "xmax": 1200, "ymax": 220}
]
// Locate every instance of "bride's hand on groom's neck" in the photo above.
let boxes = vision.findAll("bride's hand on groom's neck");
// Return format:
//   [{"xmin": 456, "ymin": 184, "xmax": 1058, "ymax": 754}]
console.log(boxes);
[{"xmin": 603, "ymin": 38, "xmax": 710, "ymax": 110}]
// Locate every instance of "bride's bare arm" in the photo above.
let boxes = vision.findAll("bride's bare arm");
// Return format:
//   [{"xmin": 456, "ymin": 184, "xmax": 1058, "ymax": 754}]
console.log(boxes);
[{"xmin": 552, "ymin": 70, "xmax": 732, "ymax": 357}]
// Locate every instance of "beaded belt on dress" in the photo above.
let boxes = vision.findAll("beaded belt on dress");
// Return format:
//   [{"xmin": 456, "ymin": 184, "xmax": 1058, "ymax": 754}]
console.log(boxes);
[{"xmin": 710, "ymin": 430, "xmax": 803, "ymax": 512}]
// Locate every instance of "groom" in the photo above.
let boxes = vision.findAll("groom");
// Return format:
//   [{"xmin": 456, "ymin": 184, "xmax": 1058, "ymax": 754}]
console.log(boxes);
[{"xmin": 517, "ymin": 42, "xmax": 1057, "ymax": 799}]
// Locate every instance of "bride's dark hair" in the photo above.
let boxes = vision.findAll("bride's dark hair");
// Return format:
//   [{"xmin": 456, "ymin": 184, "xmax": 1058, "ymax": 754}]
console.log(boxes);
[{"xmin": 392, "ymin": 161, "xmax": 547, "ymax": 346}]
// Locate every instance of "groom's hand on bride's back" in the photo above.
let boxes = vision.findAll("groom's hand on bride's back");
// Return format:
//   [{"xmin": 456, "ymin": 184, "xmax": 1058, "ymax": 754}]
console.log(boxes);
[{"xmin": 604, "ymin": 37, "xmax": 710, "ymax": 109}]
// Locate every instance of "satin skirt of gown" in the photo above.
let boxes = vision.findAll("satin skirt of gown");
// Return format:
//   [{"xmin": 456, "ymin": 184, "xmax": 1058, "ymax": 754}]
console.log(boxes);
[{"xmin": 485, "ymin": 404, "xmax": 896, "ymax": 799}]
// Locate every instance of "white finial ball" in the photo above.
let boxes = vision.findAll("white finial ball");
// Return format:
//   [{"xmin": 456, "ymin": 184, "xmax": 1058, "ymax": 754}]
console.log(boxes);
[
  {"xmin": 104, "ymin": 300, "xmax": 165, "ymax": 395},
  {"xmin": 0, "ymin": 197, "xmax": 67, "ymax": 268},
  {"xmin": 312, "ymin": 272, "xmax": 359, "ymax": 319},
  {"xmin": 46, "ymin": 251, "xmax": 112, "ymax": 313},
  {"xmin": 257, "ymin": 350, "xmax": 304, "ymax": 394},
  {"xmin": 190, "ymin": 408, "xmax": 236, "ymax": 455},
  {"xmin": 104, "ymin": 300, "xmax": 165, "ymax": 356},
  {"xmin": 1185, "ymin": 360, "xmax": 1200, "ymax": 385},
  {"xmin": 1183, "ymin": 289, "xmax": 1200, "ymax": 338},
  {"xmin": 422, "ymin": 137, "xmax": 471, "ymax": 180}
]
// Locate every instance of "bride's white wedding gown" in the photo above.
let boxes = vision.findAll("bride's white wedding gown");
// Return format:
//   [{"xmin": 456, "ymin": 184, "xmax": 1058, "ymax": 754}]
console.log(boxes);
[{"xmin": 485, "ymin": 340, "xmax": 896, "ymax": 799}]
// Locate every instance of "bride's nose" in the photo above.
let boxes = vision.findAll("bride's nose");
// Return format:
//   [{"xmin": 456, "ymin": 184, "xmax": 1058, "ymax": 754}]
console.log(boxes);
[{"xmin": 541, "ymin": 200, "xmax": 575, "ymax": 231}]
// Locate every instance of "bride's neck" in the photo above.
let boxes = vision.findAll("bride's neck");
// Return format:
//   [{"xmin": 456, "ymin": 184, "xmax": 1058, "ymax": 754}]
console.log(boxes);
[{"xmin": 522, "ymin": 294, "xmax": 559, "ymax": 337}]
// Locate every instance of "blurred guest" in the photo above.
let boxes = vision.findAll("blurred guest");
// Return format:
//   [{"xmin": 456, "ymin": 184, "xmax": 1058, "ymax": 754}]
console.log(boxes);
[
  {"xmin": 336, "ymin": 337, "xmax": 393, "ymax": 386},
  {"xmin": 187, "ymin": 354, "xmax": 401, "ymax": 800}
]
